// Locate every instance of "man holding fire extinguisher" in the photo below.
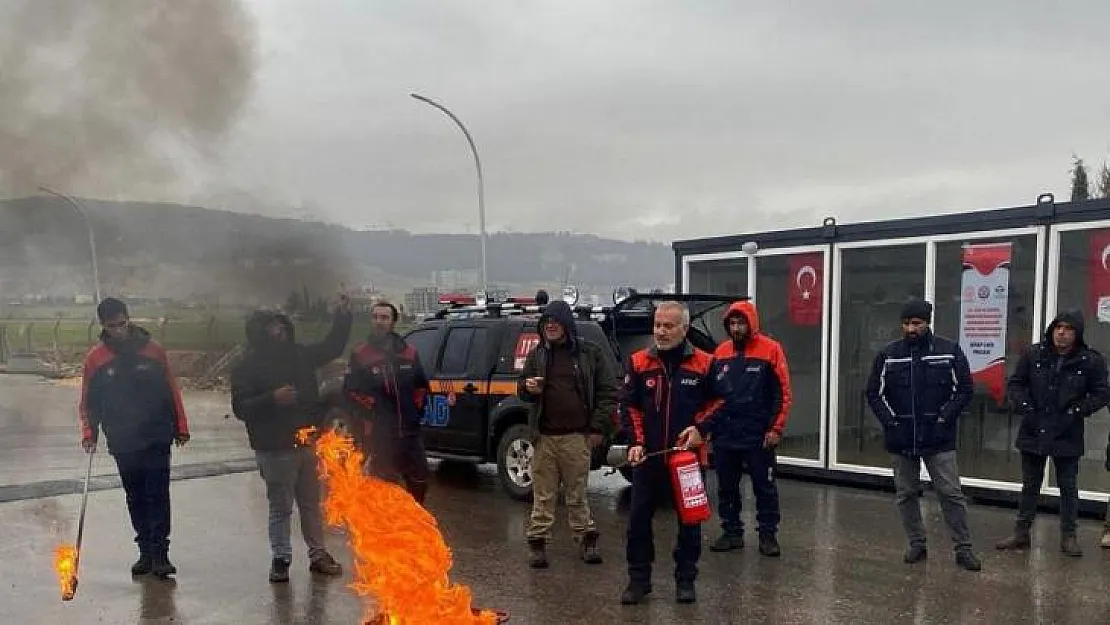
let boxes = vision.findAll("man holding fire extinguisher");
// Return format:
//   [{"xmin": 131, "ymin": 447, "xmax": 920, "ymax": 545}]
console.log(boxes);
[{"xmin": 620, "ymin": 301, "xmax": 725, "ymax": 606}]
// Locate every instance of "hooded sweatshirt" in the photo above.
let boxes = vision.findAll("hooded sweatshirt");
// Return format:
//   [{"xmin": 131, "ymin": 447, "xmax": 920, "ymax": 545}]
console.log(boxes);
[
  {"xmin": 1008, "ymin": 310, "xmax": 1109, "ymax": 457},
  {"xmin": 79, "ymin": 325, "xmax": 189, "ymax": 455},
  {"xmin": 698, "ymin": 300, "xmax": 792, "ymax": 450},
  {"xmin": 230, "ymin": 309, "xmax": 353, "ymax": 451}
]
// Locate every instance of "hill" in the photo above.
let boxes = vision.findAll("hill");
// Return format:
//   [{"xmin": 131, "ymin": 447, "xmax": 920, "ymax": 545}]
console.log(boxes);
[{"xmin": 0, "ymin": 195, "xmax": 674, "ymax": 306}]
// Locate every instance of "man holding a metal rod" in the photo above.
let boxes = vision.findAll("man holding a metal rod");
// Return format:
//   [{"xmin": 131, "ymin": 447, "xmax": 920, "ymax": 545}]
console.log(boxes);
[
  {"xmin": 78, "ymin": 297, "xmax": 190, "ymax": 578},
  {"xmin": 619, "ymin": 300, "xmax": 726, "ymax": 606}
]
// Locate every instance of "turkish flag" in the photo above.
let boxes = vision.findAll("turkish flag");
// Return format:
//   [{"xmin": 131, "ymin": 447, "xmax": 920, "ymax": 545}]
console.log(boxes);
[
  {"xmin": 788, "ymin": 253, "xmax": 823, "ymax": 326},
  {"xmin": 1088, "ymin": 229, "xmax": 1110, "ymax": 324}
]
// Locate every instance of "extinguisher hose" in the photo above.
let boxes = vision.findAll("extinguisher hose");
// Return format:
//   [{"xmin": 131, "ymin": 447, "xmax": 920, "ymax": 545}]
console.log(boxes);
[{"xmin": 604, "ymin": 445, "xmax": 685, "ymax": 474}]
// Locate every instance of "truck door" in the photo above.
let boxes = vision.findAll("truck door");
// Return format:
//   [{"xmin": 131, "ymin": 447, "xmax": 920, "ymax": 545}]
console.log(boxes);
[{"xmin": 425, "ymin": 323, "xmax": 491, "ymax": 454}]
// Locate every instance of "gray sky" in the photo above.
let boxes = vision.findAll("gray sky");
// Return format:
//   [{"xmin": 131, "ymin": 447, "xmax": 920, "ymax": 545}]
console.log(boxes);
[{"xmin": 13, "ymin": 1, "xmax": 1110, "ymax": 243}]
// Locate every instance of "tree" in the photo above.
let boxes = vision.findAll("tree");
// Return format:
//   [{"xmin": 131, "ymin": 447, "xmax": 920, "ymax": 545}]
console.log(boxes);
[
  {"xmin": 1097, "ymin": 161, "xmax": 1110, "ymax": 199},
  {"xmin": 1071, "ymin": 156, "xmax": 1090, "ymax": 201}
]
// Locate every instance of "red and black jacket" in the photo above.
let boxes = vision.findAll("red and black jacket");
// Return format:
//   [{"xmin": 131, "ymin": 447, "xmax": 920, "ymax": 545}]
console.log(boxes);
[
  {"xmin": 344, "ymin": 333, "xmax": 430, "ymax": 434},
  {"xmin": 619, "ymin": 341, "xmax": 724, "ymax": 463},
  {"xmin": 79, "ymin": 326, "xmax": 189, "ymax": 455},
  {"xmin": 701, "ymin": 300, "xmax": 793, "ymax": 450}
]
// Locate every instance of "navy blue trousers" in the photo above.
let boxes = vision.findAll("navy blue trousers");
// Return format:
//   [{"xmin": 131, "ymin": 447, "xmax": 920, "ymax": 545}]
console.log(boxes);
[
  {"xmin": 625, "ymin": 458, "xmax": 702, "ymax": 586},
  {"xmin": 113, "ymin": 444, "xmax": 172, "ymax": 554},
  {"xmin": 715, "ymin": 446, "xmax": 781, "ymax": 536}
]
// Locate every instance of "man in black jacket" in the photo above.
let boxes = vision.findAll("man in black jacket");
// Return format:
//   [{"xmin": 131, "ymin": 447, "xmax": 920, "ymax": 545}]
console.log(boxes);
[
  {"xmin": 230, "ymin": 295, "xmax": 353, "ymax": 583},
  {"xmin": 344, "ymin": 301, "xmax": 432, "ymax": 504},
  {"xmin": 79, "ymin": 297, "xmax": 190, "ymax": 578},
  {"xmin": 997, "ymin": 310, "xmax": 1109, "ymax": 557},
  {"xmin": 865, "ymin": 299, "xmax": 981, "ymax": 571},
  {"xmin": 518, "ymin": 300, "xmax": 618, "ymax": 568}
]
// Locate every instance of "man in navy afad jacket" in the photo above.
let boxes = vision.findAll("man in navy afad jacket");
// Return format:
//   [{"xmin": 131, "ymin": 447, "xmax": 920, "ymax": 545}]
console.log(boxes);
[
  {"xmin": 344, "ymin": 301, "xmax": 432, "ymax": 504},
  {"xmin": 79, "ymin": 298, "xmax": 190, "ymax": 578},
  {"xmin": 701, "ymin": 300, "xmax": 791, "ymax": 558},
  {"xmin": 865, "ymin": 299, "xmax": 981, "ymax": 571}
]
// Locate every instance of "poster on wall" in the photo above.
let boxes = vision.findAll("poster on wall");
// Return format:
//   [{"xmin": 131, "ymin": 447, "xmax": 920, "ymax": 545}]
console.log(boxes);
[
  {"xmin": 959, "ymin": 242, "xmax": 1011, "ymax": 405},
  {"xmin": 788, "ymin": 253, "xmax": 823, "ymax": 326},
  {"xmin": 1088, "ymin": 229, "xmax": 1110, "ymax": 324}
]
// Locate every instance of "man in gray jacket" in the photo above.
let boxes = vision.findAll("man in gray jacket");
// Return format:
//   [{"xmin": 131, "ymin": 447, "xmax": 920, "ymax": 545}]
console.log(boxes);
[{"xmin": 518, "ymin": 300, "xmax": 618, "ymax": 568}]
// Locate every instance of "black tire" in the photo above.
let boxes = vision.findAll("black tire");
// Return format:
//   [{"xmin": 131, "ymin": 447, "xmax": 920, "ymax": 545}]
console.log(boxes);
[{"xmin": 496, "ymin": 423, "xmax": 535, "ymax": 501}]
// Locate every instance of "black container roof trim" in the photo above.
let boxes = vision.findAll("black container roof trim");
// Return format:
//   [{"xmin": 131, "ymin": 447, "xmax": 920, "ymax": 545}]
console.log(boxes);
[{"xmin": 672, "ymin": 195, "xmax": 1108, "ymax": 256}]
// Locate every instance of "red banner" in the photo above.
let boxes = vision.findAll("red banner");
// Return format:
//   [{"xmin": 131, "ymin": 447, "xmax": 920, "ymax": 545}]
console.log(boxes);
[
  {"xmin": 788, "ymin": 253, "xmax": 823, "ymax": 326},
  {"xmin": 1088, "ymin": 229, "xmax": 1110, "ymax": 324}
]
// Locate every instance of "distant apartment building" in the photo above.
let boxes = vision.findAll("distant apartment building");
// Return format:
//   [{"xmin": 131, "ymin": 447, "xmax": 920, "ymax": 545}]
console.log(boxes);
[
  {"xmin": 404, "ymin": 287, "xmax": 440, "ymax": 317},
  {"xmin": 431, "ymin": 269, "xmax": 479, "ymax": 291}
]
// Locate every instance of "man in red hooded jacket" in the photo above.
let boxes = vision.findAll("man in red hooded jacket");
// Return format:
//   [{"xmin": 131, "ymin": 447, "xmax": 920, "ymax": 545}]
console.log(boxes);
[{"xmin": 697, "ymin": 299, "xmax": 792, "ymax": 558}]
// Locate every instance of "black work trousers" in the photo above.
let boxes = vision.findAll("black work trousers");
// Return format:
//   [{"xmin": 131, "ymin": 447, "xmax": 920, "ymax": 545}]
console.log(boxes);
[
  {"xmin": 625, "ymin": 457, "xmax": 702, "ymax": 587},
  {"xmin": 113, "ymin": 444, "xmax": 172, "ymax": 555}
]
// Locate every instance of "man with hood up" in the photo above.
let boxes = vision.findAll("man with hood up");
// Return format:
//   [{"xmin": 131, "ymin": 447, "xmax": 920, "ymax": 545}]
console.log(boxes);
[
  {"xmin": 79, "ymin": 297, "xmax": 190, "ymax": 578},
  {"xmin": 344, "ymin": 301, "xmax": 432, "ymax": 504},
  {"xmin": 997, "ymin": 309, "xmax": 1108, "ymax": 557},
  {"xmin": 230, "ymin": 294, "xmax": 353, "ymax": 583},
  {"xmin": 699, "ymin": 299, "xmax": 792, "ymax": 558},
  {"xmin": 518, "ymin": 299, "xmax": 618, "ymax": 568},
  {"xmin": 865, "ymin": 299, "xmax": 981, "ymax": 571}
]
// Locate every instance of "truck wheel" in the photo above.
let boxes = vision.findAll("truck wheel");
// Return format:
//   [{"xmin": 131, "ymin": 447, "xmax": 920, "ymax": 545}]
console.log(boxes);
[{"xmin": 497, "ymin": 424, "xmax": 535, "ymax": 501}]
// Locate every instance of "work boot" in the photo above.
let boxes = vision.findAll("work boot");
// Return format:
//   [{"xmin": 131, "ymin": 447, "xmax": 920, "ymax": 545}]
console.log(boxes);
[
  {"xmin": 995, "ymin": 527, "xmax": 1032, "ymax": 550},
  {"xmin": 269, "ymin": 558, "xmax": 291, "ymax": 583},
  {"xmin": 709, "ymin": 532, "xmax": 744, "ymax": 552},
  {"xmin": 527, "ymin": 539, "xmax": 548, "ymax": 569},
  {"xmin": 131, "ymin": 552, "xmax": 153, "ymax": 576},
  {"xmin": 675, "ymin": 582, "xmax": 696, "ymax": 604},
  {"xmin": 903, "ymin": 544, "xmax": 927, "ymax": 564},
  {"xmin": 758, "ymin": 533, "xmax": 781, "ymax": 558},
  {"xmin": 150, "ymin": 551, "xmax": 177, "ymax": 578},
  {"xmin": 620, "ymin": 582, "xmax": 652, "ymax": 605},
  {"xmin": 1061, "ymin": 534, "xmax": 1083, "ymax": 557},
  {"xmin": 309, "ymin": 552, "xmax": 343, "ymax": 575},
  {"xmin": 955, "ymin": 549, "xmax": 982, "ymax": 571},
  {"xmin": 1101, "ymin": 528, "xmax": 1110, "ymax": 549},
  {"xmin": 579, "ymin": 532, "xmax": 602, "ymax": 565}
]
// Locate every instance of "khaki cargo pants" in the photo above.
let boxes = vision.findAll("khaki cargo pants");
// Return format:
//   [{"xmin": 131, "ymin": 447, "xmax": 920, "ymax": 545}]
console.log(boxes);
[{"xmin": 526, "ymin": 433, "xmax": 596, "ymax": 542}]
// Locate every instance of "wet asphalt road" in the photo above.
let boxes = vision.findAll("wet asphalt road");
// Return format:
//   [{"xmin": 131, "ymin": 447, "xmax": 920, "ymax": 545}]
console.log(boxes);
[{"xmin": 4, "ymin": 375, "xmax": 1110, "ymax": 623}]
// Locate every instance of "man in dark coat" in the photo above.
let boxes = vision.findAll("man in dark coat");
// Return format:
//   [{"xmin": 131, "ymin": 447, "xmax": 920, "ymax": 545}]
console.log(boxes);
[
  {"xmin": 865, "ymin": 299, "xmax": 981, "ymax": 571},
  {"xmin": 997, "ymin": 310, "xmax": 1109, "ymax": 557},
  {"xmin": 79, "ymin": 297, "xmax": 190, "ymax": 578},
  {"xmin": 230, "ymin": 295, "xmax": 353, "ymax": 582}
]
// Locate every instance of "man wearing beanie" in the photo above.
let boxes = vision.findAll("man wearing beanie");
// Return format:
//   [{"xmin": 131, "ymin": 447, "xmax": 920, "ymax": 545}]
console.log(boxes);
[
  {"xmin": 518, "ymin": 300, "xmax": 618, "ymax": 568},
  {"xmin": 997, "ymin": 309, "xmax": 1108, "ymax": 556},
  {"xmin": 865, "ymin": 298, "xmax": 981, "ymax": 570}
]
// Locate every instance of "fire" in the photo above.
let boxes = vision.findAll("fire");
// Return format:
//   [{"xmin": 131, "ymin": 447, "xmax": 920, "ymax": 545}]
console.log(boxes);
[
  {"xmin": 297, "ymin": 427, "xmax": 498, "ymax": 625},
  {"xmin": 53, "ymin": 543, "xmax": 78, "ymax": 600}
]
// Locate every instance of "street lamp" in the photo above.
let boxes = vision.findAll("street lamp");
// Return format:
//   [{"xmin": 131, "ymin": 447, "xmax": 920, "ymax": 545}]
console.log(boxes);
[
  {"xmin": 410, "ymin": 93, "xmax": 488, "ymax": 296},
  {"xmin": 38, "ymin": 186, "xmax": 102, "ymax": 304}
]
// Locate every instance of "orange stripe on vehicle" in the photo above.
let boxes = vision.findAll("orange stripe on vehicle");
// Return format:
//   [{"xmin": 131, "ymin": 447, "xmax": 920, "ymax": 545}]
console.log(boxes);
[{"xmin": 427, "ymin": 380, "xmax": 517, "ymax": 396}]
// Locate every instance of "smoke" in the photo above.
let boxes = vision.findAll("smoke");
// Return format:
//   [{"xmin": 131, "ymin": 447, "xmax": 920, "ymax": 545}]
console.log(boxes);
[{"xmin": 0, "ymin": 0, "xmax": 257, "ymax": 199}]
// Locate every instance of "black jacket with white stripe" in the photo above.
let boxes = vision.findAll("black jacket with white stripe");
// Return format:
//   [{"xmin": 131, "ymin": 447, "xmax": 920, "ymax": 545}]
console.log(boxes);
[{"xmin": 865, "ymin": 329, "xmax": 974, "ymax": 456}]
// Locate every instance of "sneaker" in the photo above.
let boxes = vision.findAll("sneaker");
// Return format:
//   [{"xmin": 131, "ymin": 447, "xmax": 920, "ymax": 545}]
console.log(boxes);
[
  {"xmin": 955, "ymin": 549, "xmax": 982, "ymax": 571},
  {"xmin": 131, "ymin": 553, "xmax": 152, "ymax": 576},
  {"xmin": 1061, "ymin": 534, "xmax": 1082, "ymax": 558},
  {"xmin": 269, "ymin": 558, "xmax": 291, "ymax": 583},
  {"xmin": 675, "ymin": 582, "xmax": 696, "ymax": 604},
  {"xmin": 758, "ymin": 534, "xmax": 781, "ymax": 558},
  {"xmin": 620, "ymin": 583, "xmax": 652, "ymax": 605},
  {"xmin": 709, "ymin": 533, "xmax": 744, "ymax": 552},
  {"xmin": 903, "ymin": 545, "xmax": 927, "ymax": 564},
  {"xmin": 528, "ymin": 539, "xmax": 549, "ymax": 569},
  {"xmin": 309, "ymin": 552, "xmax": 343, "ymax": 575},
  {"xmin": 150, "ymin": 552, "xmax": 177, "ymax": 578}
]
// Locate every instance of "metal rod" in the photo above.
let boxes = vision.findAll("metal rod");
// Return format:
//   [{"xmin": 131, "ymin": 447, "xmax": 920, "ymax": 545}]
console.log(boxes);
[
  {"xmin": 410, "ymin": 93, "xmax": 488, "ymax": 296},
  {"xmin": 74, "ymin": 450, "xmax": 94, "ymax": 571},
  {"xmin": 37, "ymin": 186, "xmax": 102, "ymax": 304},
  {"xmin": 604, "ymin": 446, "xmax": 685, "ymax": 474}
]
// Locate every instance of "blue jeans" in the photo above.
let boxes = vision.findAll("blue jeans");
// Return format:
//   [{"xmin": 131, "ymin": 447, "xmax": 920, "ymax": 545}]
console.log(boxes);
[{"xmin": 255, "ymin": 447, "xmax": 327, "ymax": 562}]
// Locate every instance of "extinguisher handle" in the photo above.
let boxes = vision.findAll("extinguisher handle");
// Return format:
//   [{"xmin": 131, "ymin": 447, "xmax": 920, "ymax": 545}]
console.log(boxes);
[{"xmin": 605, "ymin": 446, "xmax": 683, "ymax": 474}]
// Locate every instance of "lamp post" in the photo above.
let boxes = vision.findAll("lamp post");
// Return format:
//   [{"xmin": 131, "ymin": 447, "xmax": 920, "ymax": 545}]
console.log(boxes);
[
  {"xmin": 38, "ymin": 186, "xmax": 102, "ymax": 304},
  {"xmin": 410, "ymin": 93, "xmax": 488, "ymax": 296}
]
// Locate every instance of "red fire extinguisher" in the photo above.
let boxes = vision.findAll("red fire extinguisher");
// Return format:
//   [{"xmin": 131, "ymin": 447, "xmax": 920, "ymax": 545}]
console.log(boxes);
[{"xmin": 668, "ymin": 449, "xmax": 711, "ymax": 525}]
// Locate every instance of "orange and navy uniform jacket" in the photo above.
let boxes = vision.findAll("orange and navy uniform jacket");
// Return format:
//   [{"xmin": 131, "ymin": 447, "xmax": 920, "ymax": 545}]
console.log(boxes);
[
  {"xmin": 619, "ymin": 341, "xmax": 726, "ymax": 463},
  {"xmin": 78, "ymin": 326, "xmax": 189, "ymax": 455},
  {"xmin": 344, "ymin": 333, "xmax": 430, "ymax": 434},
  {"xmin": 700, "ymin": 300, "xmax": 792, "ymax": 451}
]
